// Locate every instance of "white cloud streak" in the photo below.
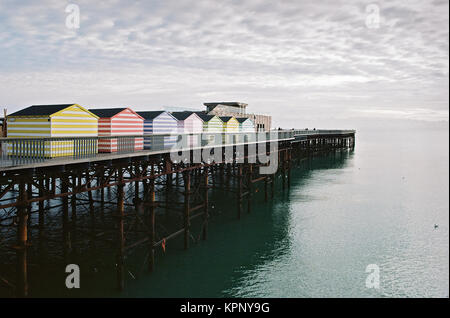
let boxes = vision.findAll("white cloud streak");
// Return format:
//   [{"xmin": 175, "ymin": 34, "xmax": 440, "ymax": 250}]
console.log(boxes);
[{"xmin": 0, "ymin": 0, "xmax": 448, "ymax": 125}]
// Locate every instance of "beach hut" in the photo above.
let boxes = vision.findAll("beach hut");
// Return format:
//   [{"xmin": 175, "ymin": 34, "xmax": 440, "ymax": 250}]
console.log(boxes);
[
  {"xmin": 89, "ymin": 108, "xmax": 144, "ymax": 153},
  {"xmin": 6, "ymin": 104, "xmax": 98, "ymax": 157},
  {"xmin": 171, "ymin": 111, "xmax": 203, "ymax": 147},
  {"xmin": 137, "ymin": 111, "xmax": 178, "ymax": 150},
  {"xmin": 236, "ymin": 117, "xmax": 256, "ymax": 143},
  {"xmin": 236, "ymin": 117, "xmax": 255, "ymax": 132},
  {"xmin": 220, "ymin": 116, "xmax": 239, "ymax": 144},
  {"xmin": 195, "ymin": 113, "xmax": 223, "ymax": 144}
]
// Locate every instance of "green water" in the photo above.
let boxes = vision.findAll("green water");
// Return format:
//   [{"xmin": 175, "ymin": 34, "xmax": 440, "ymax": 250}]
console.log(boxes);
[
  {"xmin": 15, "ymin": 127, "xmax": 449, "ymax": 298},
  {"xmin": 116, "ymin": 127, "xmax": 448, "ymax": 298}
]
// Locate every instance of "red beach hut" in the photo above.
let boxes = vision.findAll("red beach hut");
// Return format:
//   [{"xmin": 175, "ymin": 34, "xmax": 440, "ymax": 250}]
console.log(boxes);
[{"xmin": 89, "ymin": 108, "xmax": 144, "ymax": 153}]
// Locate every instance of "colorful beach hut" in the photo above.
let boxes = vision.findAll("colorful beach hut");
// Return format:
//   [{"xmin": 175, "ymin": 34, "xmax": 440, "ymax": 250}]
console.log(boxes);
[
  {"xmin": 236, "ymin": 117, "xmax": 255, "ymax": 132},
  {"xmin": 195, "ymin": 113, "xmax": 223, "ymax": 133},
  {"xmin": 6, "ymin": 104, "xmax": 98, "ymax": 157},
  {"xmin": 89, "ymin": 108, "xmax": 144, "ymax": 153},
  {"xmin": 220, "ymin": 116, "xmax": 239, "ymax": 144},
  {"xmin": 171, "ymin": 111, "xmax": 203, "ymax": 147},
  {"xmin": 236, "ymin": 117, "xmax": 256, "ymax": 143},
  {"xmin": 137, "ymin": 111, "xmax": 178, "ymax": 150},
  {"xmin": 195, "ymin": 113, "xmax": 223, "ymax": 144}
]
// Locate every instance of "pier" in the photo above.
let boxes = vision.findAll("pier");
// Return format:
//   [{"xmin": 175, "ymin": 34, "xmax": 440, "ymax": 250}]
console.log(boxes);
[{"xmin": 0, "ymin": 129, "xmax": 355, "ymax": 297}]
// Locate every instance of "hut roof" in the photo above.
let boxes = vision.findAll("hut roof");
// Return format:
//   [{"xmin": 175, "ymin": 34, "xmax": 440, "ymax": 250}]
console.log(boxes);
[
  {"xmin": 89, "ymin": 108, "xmax": 144, "ymax": 120},
  {"xmin": 137, "ymin": 111, "xmax": 172, "ymax": 120},
  {"xmin": 195, "ymin": 112, "xmax": 221, "ymax": 122},
  {"xmin": 236, "ymin": 117, "xmax": 252, "ymax": 123},
  {"xmin": 219, "ymin": 116, "xmax": 235, "ymax": 123},
  {"xmin": 171, "ymin": 111, "xmax": 199, "ymax": 121},
  {"xmin": 9, "ymin": 104, "xmax": 76, "ymax": 117}
]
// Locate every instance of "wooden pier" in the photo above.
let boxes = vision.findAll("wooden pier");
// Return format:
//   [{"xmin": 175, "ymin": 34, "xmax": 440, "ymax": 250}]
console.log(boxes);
[{"xmin": 0, "ymin": 130, "xmax": 355, "ymax": 297}]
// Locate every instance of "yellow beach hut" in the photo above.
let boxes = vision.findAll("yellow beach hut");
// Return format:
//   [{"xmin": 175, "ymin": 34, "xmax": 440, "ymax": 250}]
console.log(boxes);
[
  {"xmin": 219, "ymin": 116, "xmax": 239, "ymax": 144},
  {"xmin": 7, "ymin": 104, "xmax": 99, "ymax": 158}
]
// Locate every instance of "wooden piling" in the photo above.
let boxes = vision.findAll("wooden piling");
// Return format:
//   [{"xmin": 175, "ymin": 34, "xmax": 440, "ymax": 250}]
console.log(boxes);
[
  {"xmin": 184, "ymin": 171, "xmax": 191, "ymax": 250},
  {"xmin": 247, "ymin": 164, "xmax": 252, "ymax": 214},
  {"xmin": 16, "ymin": 179, "xmax": 28, "ymax": 297},
  {"xmin": 116, "ymin": 167, "xmax": 125, "ymax": 291},
  {"xmin": 237, "ymin": 165, "xmax": 243, "ymax": 219},
  {"xmin": 61, "ymin": 175, "xmax": 70, "ymax": 263},
  {"xmin": 202, "ymin": 167, "xmax": 209, "ymax": 240},
  {"xmin": 148, "ymin": 164, "xmax": 155, "ymax": 272}
]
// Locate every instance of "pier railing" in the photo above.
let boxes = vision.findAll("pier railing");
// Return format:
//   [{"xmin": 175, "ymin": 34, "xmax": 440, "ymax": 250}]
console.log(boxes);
[{"xmin": 0, "ymin": 129, "xmax": 355, "ymax": 169}]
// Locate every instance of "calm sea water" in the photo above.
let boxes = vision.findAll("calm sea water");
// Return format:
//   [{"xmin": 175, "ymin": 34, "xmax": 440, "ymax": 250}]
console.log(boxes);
[
  {"xmin": 22, "ymin": 126, "xmax": 449, "ymax": 298},
  {"xmin": 115, "ymin": 127, "xmax": 448, "ymax": 298}
]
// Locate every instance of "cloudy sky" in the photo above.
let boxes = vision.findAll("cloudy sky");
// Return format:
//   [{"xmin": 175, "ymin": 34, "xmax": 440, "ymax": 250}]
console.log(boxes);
[{"xmin": 0, "ymin": 0, "xmax": 448, "ymax": 128}]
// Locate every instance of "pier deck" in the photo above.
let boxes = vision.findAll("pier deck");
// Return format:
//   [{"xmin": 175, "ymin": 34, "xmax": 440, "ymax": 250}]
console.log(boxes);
[{"xmin": 0, "ymin": 129, "xmax": 355, "ymax": 297}]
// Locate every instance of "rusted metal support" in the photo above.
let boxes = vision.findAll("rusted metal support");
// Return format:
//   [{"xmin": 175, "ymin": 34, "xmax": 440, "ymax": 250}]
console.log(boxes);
[
  {"xmin": 148, "ymin": 166, "xmax": 155, "ymax": 272},
  {"xmin": 71, "ymin": 174, "xmax": 77, "ymax": 257},
  {"xmin": 247, "ymin": 164, "xmax": 252, "ymax": 214},
  {"xmin": 183, "ymin": 171, "xmax": 191, "ymax": 250},
  {"xmin": 51, "ymin": 177, "xmax": 56, "ymax": 196},
  {"xmin": 237, "ymin": 165, "xmax": 243, "ymax": 220},
  {"xmin": 116, "ymin": 166, "xmax": 125, "ymax": 291},
  {"xmin": 38, "ymin": 176, "xmax": 45, "ymax": 264},
  {"xmin": 202, "ymin": 166, "xmax": 209, "ymax": 240},
  {"xmin": 134, "ymin": 164, "xmax": 140, "ymax": 205},
  {"xmin": 26, "ymin": 183, "xmax": 32, "ymax": 240},
  {"xmin": 86, "ymin": 170, "xmax": 94, "ymax": 215},
  {"xmin": 61, "ymin": 175, "xmax": 70, "ymax": 263},
  {"xmin": 16, "ymin": 178, "xmax": 28, "ymax": 297}
]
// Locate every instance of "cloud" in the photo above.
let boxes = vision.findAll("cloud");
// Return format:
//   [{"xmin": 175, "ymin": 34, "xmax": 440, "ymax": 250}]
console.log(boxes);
[{"xmin": 0, "ymin": 0, "xmax": 448, "ymax": 124}]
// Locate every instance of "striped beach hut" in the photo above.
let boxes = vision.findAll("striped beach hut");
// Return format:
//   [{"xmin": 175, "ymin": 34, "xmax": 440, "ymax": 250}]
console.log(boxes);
[
  {"xmin": 89, "ymin": 108, "xmax": 144, "ymax": 153},
  {"xmin": 195, "ymin": 113, "xmax": 223, "ymax": 133},
  {"xmin": 137, "ymin": 111, "xmax": 178, "ymax": 150},
  {"xmin": 236, "ymin": 117, "xmax": 255, "ymax": 132},
  {"xmin": 171, "ymin": 111, "xmax": 203, "ymax": 147},
  {"xmin": 6, "ymin": 104, "xmax": 98, "ymax": 157},
  {"xmin": 220, "ymin": 116, "xmax": 239, "ymax": 144},
  {"xmin": 195, "ymin": 113, "xmax": 223, "ymax": 144},
  {"xmin": 236, "ymin": 117, "xmax": 255, "ymax": 143}
]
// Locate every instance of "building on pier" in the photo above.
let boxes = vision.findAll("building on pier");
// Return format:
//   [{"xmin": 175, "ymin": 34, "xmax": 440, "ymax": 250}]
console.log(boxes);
[
  {"xmin": 137, "ymin": 111, "xmax": 178, "ymax": 150},
  {"xmin": 236, "ymin": 117, "xmax": 256, "ymax": 132},
  {"xmin": 194, "ymin": 113, "xmax": 223, "ymax": 144},
  {"xmin": 203, "ymin": 102, "xmax": 271, "ymax": 132},
  {"xmin": 236, "ymin": 117, "xmax": 256, "ymax": 143},
  {"xmin": 89, "ymin": 108, "xmax": 144, "ymax": 153},
  {"xmin": 6, "ymin": 104, "xmax": 98, "ymax": 157},
  {"xmin": 219, "ymin": 116, "xmax": 239, "ymax": 144},
  {"xmin": 171, "ymin": 111, "xmax": 203, "ymax": 147}
]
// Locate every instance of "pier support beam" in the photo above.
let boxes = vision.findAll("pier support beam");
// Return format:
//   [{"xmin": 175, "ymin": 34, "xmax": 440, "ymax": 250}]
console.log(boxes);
[
  {"xmin": 183, "ymin": 171, "xmax": 191, "ymax": 250},
  {"xmin": 202, "ymin": 167, "xmax": 209, "ymax": 241},
  {"xmin": 148, "ymin": 166, "xmax": 155, "ymax": 272},
  {"xmin": 16, "ymin": 179, "xmax": 28, "ymax": 297},
  {"xmin": 38, "ymin": 177, "xmax": 45, "ymax": 265},
  {"xmin": 116, "ymin": 166, "xmax": 125, "ymax": 291},
  {"xmin": 61, "ymin": 175, "xmax": 70, "ymax": 263},
  {"xmin": 247, "ymin": 164, "xmax": 252, "ymax": 214},
  {"xmin": 237, "ymin": 165, "xmax": 243, "ymax": 220}
]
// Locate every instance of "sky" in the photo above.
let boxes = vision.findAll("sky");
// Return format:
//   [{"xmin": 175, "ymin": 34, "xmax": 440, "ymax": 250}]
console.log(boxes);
[{"xmin": 0, "ymin": 0, "xmax": 448, "ymax": 129}]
